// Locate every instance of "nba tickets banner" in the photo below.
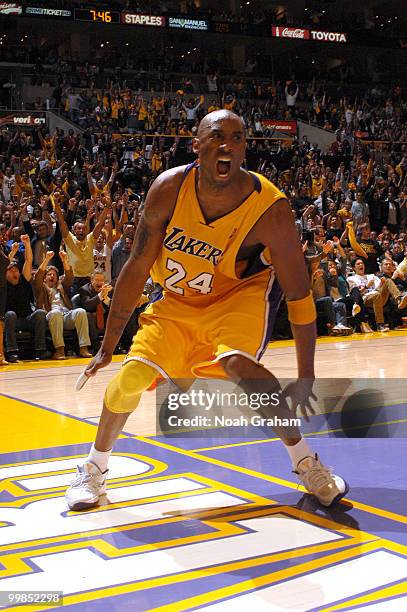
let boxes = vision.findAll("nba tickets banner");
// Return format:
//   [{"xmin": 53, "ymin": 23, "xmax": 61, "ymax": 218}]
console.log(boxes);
[
  {"xmin": 168, "ymin": 17, "xmax": 209, "ymax": 31},
  {"xmin": 25, "ymin": 6, "xmax": 72, "ymax": 18},
  {"xmin": 261, "ymin": 120, "xmax": 298, "ymax": 134},
  {"xmin": 0, "ymin": 2, "xmax": 21, "ymax": 14},
  {"xmin": 121, "ymin": 13, "xmax": 165, "ymax": 27},
  {"xmin": 272, "ymin": 26, "xmax": 347, "ymax": 43},
  {"xmin": 0, "ymin": 111, "xmax": 47, "ymax": 127}
]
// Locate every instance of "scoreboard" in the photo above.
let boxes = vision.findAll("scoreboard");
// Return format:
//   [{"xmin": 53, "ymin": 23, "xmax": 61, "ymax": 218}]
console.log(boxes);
[
  {"xmin": 0, "ymin": 4, "xmax": 348, "ymax": 44},
  {"xmin": 73, "ymin": 9, "xmax": 121, "ymax": 24},
  {"xmin": 0, "ymin": 5, "xmax": 208, "ymax": 30}
]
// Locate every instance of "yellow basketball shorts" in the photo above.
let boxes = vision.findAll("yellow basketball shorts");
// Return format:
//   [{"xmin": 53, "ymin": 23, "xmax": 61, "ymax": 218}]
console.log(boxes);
[{"xmin": 124, "ymin": 273, "xmax": 282, "ymax": 381}]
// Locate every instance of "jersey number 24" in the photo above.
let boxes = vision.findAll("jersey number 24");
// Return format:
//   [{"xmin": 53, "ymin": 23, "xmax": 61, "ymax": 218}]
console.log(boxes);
[{"xmin": 165, "ymin": 258, "xmax": 213, "ymax": 295}]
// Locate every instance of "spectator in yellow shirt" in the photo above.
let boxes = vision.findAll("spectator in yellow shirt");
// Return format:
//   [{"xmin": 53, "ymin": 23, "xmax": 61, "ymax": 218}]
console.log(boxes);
[
  {"xmin": 151, "ymin": 147, "xmax": 163, "ymax": 176},
  {"xmin": 338, "ymin": 198, "xmax": 353, "ymax": 224},
  {"xmin": 52, "ymin": 193, "xmax": 112, "ymax": 295}
]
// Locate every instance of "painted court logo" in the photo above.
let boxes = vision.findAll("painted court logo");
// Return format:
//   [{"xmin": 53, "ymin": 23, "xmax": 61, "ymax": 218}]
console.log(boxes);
[{"xmin": 1, "ymin": 451, "xmax": 406, "ymax": 607}]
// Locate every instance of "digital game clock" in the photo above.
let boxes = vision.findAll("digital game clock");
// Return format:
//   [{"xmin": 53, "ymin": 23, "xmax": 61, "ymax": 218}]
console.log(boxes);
[{"xmin": 74, "ymin": 8, "xmax": 120, "ymax": 23}]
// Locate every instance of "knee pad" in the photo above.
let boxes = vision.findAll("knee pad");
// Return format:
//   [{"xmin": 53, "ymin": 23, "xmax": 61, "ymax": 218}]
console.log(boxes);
[{"xmin": 104, "ymin": 359, "xmax": 157, "ymax": 414}]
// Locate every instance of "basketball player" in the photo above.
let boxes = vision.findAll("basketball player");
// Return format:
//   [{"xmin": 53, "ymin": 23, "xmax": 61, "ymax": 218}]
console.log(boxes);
[{"xmin": 66, "ymin": 111, "xmax": 348, "ymax": 510}]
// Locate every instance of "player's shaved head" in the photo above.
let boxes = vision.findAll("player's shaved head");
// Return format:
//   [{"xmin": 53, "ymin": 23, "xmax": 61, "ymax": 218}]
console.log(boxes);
[{"xmin": 197, "ymin": 110, "xmax": 245, "ymax": 138}]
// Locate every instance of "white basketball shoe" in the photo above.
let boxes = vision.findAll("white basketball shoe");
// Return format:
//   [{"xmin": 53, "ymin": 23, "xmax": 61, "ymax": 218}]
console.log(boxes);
[{"xmin": 65, "ymin": 461, "xmax": 107, "ymax": 511}]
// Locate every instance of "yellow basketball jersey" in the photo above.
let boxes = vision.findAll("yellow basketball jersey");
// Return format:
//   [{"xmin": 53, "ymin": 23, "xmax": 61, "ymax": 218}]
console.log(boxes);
[{"xmin": 150, "ymin": 163, "xmax": 285, "ymax": 303}]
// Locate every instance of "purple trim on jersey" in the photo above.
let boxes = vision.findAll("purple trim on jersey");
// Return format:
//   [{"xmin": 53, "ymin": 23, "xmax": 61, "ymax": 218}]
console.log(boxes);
[
  {"xmin": 183, "ymin": 161, "xmax": 199, "ymax": 176},
  {"xmin": 258, "ymin": 278, "xmax": 283, "ymax": 359},
  {"xmin": 248, "ymin": 171, "xmax": 262, "ymax": 193}
]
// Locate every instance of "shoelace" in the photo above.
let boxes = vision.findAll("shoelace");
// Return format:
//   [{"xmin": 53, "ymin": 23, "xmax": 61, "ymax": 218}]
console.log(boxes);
[
  {"xmin": 71, "ymin": 471, "xmax": 93, "ymax": 489},
  {"xmin": 302, "ymin": 464, "xmax": 334, "ymax": 490}
]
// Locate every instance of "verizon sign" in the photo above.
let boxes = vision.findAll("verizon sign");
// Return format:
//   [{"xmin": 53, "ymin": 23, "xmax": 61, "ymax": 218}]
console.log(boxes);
[
  {"xmin": 272, "ymin": 26, "xmax": 309, "ymax": 40},
  {"xmin": 0, "ymin": 112, "xmax": 46, "ymax": 126},
  {"xmin": 122, "ymin": 13, "xmax": 165, "ymax": 27},
  {"xmin": 311, "ymin": 30, "xmax": 347, "ymax": 43},
  {"xmin": 262, "ymin": 120, "xmax": 297, "ymax": 134}
]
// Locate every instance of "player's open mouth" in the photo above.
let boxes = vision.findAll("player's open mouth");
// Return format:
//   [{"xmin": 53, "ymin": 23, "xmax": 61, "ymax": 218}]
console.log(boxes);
[{"xmin": 216, "ymin": 159, "xmax": 232, "ymax": 177}]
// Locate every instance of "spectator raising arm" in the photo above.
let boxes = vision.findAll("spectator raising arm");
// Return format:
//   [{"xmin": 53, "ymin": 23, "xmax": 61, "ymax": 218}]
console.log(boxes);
[
  {"xmin": 92, "ymin": 198, "xmax": 112, "ymax": 241},
  {"xmin": 8, "ymin": 242, "xmax": 19, "ymax": 262},
  {"xmin": 51, "ymin": 193, "xmax": 69, "ymax": 239},
  {"xmin": 346, "ymin": 221, "xmax": 368, "ymax": 258},
  {"xmin": 21, "ymin": 234, "xmax": 33, "ymax": 282}
]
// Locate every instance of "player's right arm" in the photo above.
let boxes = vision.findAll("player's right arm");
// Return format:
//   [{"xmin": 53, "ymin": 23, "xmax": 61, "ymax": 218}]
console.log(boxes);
[{"xmin": 85, "ymin": 168, "xmax": 184, "ymax": 377}]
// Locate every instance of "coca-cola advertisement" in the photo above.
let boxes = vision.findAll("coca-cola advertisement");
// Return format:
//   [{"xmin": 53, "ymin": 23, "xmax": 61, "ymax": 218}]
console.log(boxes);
[
  {"xmin": 272, "ymin": 26, "xmax": 347, "ymax": 44},
  {"xmin": 272, "ymin": 26, "xmax": 310, "ymax": 40}
]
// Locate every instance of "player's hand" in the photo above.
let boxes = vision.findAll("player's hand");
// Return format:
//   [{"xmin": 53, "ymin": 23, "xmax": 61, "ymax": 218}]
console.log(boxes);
[
  {"xmin": 20, "ymin": 234, "xmax": 30, "ymax": 246},
  {"xmin": 283, "ymin": 378, "xmax": 317, "ymax": 422},
  {"xmin": 84, "ymin": 348, "xmax": 113, "ymax": 378}
]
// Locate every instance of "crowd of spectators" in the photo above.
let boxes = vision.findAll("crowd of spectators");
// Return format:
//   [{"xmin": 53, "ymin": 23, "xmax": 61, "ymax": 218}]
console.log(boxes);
[
  {"xmin": 22, "ymin": 73, "xmax": 405, "ymax": 149},
  {"xmin": 0, "ymin": 79, "xmax": 406, "ymax": 364}
]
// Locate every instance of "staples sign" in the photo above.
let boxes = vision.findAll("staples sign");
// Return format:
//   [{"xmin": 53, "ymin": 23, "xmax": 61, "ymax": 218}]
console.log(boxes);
[
  {"xmin": 272, "ymin": 26, "xmax": 309, "ymax": 40},
  {"xmin": 311, "ymin": 30, "xmax": 347, "ymax": 43},
  {"xmin": 122, "ymin": 13, "xmax": 165, "ymax": 27}
]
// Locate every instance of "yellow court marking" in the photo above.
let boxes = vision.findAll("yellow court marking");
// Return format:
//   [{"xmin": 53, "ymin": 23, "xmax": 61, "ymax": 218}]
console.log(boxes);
[
  {"xmin": 194, "ymin": 437, "xmax": 280, "ymax": 452},
  {"xmin": 6, "ymin": 520, "xmax": 377, "ymax": 612},
  {"xmin": 0, "ymin": 453, "xmax": 168, "ymax": 507},
  {"xmin": 2, "ymin": 467, "xmax": 375, "ymax": 597},
  {"xmin": 146, "ymin": 540, "xmax": 396, "ymax": 612},
  {"xmin": 0, "ymin": 395, "xmax": 103, "ymax": 453},
  {"xmin": 136, "ymin": 436, "xmax": 407, "ymax": 526},
  {"xmin": 321, "ymin": 580, "xmax": 407, "ymax": 611},
  {"xmin": 193, "ymin": 416, "xmax": 407, "ymax": 452}
]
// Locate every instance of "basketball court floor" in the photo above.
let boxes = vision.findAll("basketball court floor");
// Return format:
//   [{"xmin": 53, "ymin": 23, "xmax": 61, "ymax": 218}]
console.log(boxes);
[{"xmin": 0, "ymin": 332, "xmax": 406, "ymax": 611}]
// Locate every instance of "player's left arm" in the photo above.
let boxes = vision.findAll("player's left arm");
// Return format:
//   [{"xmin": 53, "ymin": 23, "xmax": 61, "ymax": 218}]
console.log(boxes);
[{"xmin": 252, "ymin": 199, "xmax": 316, "ymax": 380}]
